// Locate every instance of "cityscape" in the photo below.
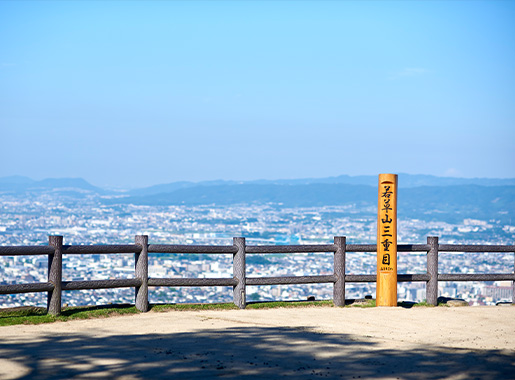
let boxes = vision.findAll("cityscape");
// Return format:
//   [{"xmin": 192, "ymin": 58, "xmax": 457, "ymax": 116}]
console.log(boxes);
[
  {"xmin": 1, "ymin": 190, "xmax": 514, "ymax": 308},
  {"xmin": 2, "ymin": 2, "xmax": 514, "ymax": 379}
]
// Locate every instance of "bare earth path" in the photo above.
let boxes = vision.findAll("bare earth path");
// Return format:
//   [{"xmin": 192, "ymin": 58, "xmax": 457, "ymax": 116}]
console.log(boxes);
[{"xmin": 1, "ymin": 306, "xmax": 514, "ymax": 379}]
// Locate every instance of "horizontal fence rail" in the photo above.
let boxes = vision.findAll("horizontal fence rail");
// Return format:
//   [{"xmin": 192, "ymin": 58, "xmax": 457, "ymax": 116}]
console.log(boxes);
[
  {"xmin": 246, "ymin": 275, "xmax": 337, "ymax": 286},
  {"xmin": 62, "ymin": 245, "xmax": 143, "ymax": 254},
  {"xmin": 61, "ymin": 279, "xmax": 143, "ymax": 291},
  {"xmin": 0, "ymin": 246, "xmax": 55, "ymax": 256},
  {"xmin": 148, "ymin": 244, "xmax": 237, "ymax": 254},
  {"xmin": 0, "ymin": 235, "xmax": 514, "ymax": 315},
  {"xmin": 0, "ymin": 282, "xmax": 55, "ymax": 295},
  {"xmin": 148, "ymin": 278, "xmax": 238, "ymax": 287},
  {"xmin": 246, "ymin": 244, "xmax": 337, "ymax": 253}
]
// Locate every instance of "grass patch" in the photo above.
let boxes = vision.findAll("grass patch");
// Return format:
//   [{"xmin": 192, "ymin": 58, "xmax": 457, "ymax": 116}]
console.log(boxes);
[
  {"xmin": 151, "ymin": 303, "xmax": 239, "ymax": 312},
  {"xmin": 153, "ymin": 300, "xmax": 334, "ymax": 311},
  {"xmin": 346, "ymin": 298, "xmax": 376, "ymax": 307},
  {"xmin": 0, "ymin": 303, "xmax": 242, "ymax": 326},
  {"xmin": 0, "ymin": 298, "xmax": 445, "ymax": 326},
  {"xmin": 413, "ymin": 300, "xmax": 435, "ymax": 307},
  {"xmin": 0, "ymin": 301, "xmax": 335, "ymax": 325},
  {"xmin": 0, "ymin": 306, "xmax": 54, "ymax": 326},
  {"xmin": 0, "ymin": 304, "xmax": 139, "ymax": 326},
  {"xmin": 246, "ymin": 300, "xmax": 334, "ymax": 309}
]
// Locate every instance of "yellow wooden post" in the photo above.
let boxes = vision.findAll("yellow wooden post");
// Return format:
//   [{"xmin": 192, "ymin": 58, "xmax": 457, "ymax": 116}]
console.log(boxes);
[{"xmin": 376, "ymin": 173, "xmax": 398, "ymax": 306}]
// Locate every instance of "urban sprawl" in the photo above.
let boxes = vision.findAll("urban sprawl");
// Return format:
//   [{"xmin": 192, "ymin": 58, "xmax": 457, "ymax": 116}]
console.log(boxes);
[{"xmin": 1, "ymin": 192, "xmax": 514, "ymax": 308}]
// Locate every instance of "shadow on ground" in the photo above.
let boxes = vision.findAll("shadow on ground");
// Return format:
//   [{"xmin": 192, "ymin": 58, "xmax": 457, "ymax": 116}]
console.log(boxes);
[{"xmin": 0, "ymin": 325, "xmax": 513, "ymax": 379}]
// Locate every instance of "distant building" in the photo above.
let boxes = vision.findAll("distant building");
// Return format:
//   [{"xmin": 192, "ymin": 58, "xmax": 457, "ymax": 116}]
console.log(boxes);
[{"xmin": 481, "ymin": 285, "xmax": 512, "ymax": 301}]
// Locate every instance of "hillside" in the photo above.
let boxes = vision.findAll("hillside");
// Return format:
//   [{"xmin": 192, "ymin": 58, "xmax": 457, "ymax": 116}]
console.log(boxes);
[
  {"xmin": 2, "ymin": 174, "xmax": 514, "ymax": 223},
  {"xmin": 105, "ymin": 183, "xmax": 515, "ymax": 224}
]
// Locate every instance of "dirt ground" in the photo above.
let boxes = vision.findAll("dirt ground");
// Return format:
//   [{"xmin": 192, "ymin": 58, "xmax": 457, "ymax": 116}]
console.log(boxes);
[{"xmin": 1, "ymin": 306, "xmax": 514, "ymax": 379}]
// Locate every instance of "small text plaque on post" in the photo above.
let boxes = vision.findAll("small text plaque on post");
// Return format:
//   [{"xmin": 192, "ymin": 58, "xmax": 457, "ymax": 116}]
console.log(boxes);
[{"xmin": 376, "ymin": 173, "xmax": 398, "ymax": 306}]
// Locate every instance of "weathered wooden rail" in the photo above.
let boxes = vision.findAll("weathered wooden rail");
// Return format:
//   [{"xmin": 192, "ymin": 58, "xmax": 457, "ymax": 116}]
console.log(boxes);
[{"xmin": 0, "ymin": 235, "xmax": 514, "ymax": 315}]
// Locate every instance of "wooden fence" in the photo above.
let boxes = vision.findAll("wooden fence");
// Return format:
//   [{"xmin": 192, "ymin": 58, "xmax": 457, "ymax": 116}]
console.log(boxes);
[{"xmin": 1, "ymin": 235, "xmax": 514, "ymax": 315}]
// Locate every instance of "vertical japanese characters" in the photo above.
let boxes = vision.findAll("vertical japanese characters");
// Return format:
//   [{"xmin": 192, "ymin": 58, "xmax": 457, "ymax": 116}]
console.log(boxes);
[
  {"xmin": 380, "ymin": 184, "xmax": 394, "ymax": 270},
  {"xmin": 376, "ymin": 173, "xmax": 398, "ymax": 306}
]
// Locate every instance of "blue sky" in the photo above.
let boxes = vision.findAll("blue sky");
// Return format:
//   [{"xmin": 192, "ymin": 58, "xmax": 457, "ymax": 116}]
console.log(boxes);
[{"xmin": 1, "ymin": 1, "xmax": 514, "ymax": 188}]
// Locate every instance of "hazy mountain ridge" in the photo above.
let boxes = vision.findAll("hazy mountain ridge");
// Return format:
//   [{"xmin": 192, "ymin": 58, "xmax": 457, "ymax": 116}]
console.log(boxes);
[
  {"xmin": 103, "ymin": 183, "xmax": 514, "ymax": 223},
  {"xmin": 1, "ymin": 174, "xmax": 514, "ymax": 223},
  {"xmin": 125, "ymin": 174, "xmax": 515, "ymax": 196},
  {"xmin": 2, "ymin": 173, "xmax": 514, "ymax": 195},
  {"xmin": 0, "ymin": 176, "xmax": 106, "ymax": 194}
]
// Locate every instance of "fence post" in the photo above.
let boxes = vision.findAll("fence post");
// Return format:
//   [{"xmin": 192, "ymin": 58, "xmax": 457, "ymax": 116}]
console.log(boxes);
[
  {"xmin": 135, "ymin": 235, "xmax": 149, "ymax": 312},
  {"xmin": 48, "ymin": 235, "xmax": 63, "ymax": 315},
  {"xmin": 233, "ymin": 237, "xmax": 246, "ymax": 309},
  {"xmin": 426, "ymin": 236, "xmax": 439, "ymax": 306},
  {"xmin": 333, "ymin": 236, "xmax": 346, "ymax": 306}
]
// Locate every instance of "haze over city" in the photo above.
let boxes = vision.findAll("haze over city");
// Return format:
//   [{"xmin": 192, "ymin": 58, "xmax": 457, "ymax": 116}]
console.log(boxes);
[{"xmin": 1, "ymin": 1, "xmax": 514, "ymax": 188}]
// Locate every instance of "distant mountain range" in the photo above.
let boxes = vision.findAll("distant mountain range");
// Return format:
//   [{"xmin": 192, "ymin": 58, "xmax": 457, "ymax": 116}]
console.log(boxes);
[
  {"xmin": 1, "ymin": 174, "xmax": 514, "ymax": 223},
  {"xmin": 126, "ymin": 174, "xmax": 515, "ymax": 197},
  {"xmin": 110, "ymin": 183, "xmax": 515, "ymax": 223},
  {"xmin": 0, "ymin": 176, "xmax": 105, "ymax": 194},
  {"xmin": 2, "ymin": 173, "xmax": 514, "ymax": 195}
]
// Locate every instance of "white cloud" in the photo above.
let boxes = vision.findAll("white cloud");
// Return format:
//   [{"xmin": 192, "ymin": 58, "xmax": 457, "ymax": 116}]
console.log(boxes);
[
  {"xmin": 443, "ymin": 168, "xmax": 462, "ymax": 177},
  {"xmin": 388, "ymin": 67, "xmax": 429, "ymax": 80}
]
